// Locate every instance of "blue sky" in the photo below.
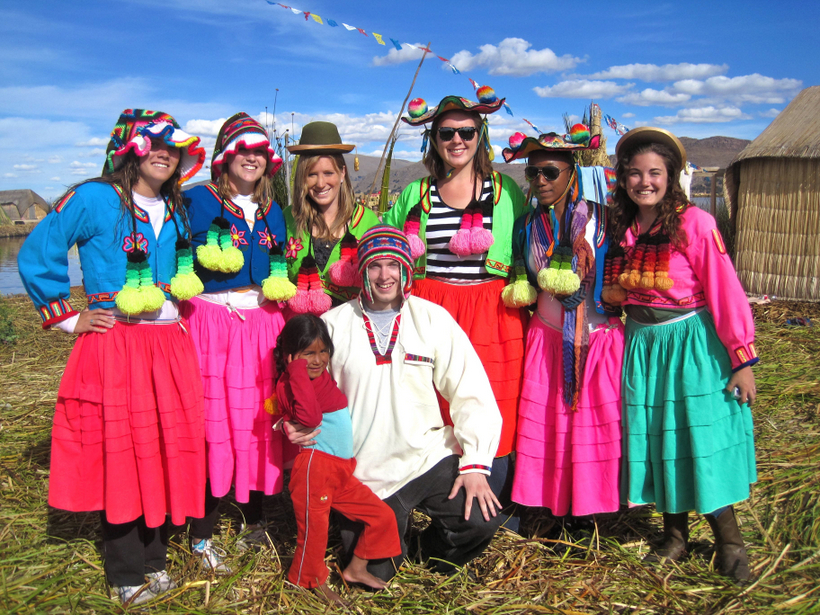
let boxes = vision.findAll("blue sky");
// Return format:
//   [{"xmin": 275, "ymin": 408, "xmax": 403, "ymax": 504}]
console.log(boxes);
[{"xmin": 1, "ymin": 0, "xmax": 817, "ymax": 201}]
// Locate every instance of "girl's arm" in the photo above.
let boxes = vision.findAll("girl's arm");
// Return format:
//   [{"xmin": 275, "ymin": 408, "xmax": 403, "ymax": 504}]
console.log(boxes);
[{"xmin": 280, "ymin": 359, "xmax": 324, "ymax": 428}]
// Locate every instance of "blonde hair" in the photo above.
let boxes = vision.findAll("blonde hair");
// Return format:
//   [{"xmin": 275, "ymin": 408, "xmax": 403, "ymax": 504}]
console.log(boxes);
[{"xmin": 291, "ymin": 154, "xmax": 355, "ymax": 240}]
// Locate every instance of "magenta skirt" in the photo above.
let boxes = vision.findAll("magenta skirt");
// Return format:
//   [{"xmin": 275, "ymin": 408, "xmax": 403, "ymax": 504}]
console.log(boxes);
[
  {"xmin": 180, "ymin": 297, "xmax": 287, "ymax": 502},
  {"xmin": 512, "ymin": 316, "xmax": 624, "ymax": 516}
]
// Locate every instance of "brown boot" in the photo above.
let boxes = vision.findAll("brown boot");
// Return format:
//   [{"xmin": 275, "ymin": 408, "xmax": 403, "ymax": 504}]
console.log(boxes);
[
  {"xmin": 705, "ymin": 507, "xmax": 751, "ymax": 582},
  {"xmin": 644, "ymin": 512, "xmax": 689, "ymax": 564}
]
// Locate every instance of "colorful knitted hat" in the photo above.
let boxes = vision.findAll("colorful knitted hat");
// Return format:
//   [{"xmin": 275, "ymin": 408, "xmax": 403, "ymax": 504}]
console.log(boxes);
[
  {"xmin": 211, "ymin": 112, "xmax": 283, "ymax": 181},
  {"xmin": 614, "ymin": 126, "xmax": 687, "ymax": 172},
  {"xmin": 102, "ymin": 109, "xmax": 206, "ymax": 182},
  {"xmin": 286, "ymin": 121, "xmax": 355, "ymax": 154},
  {"xmin": 402, "ymin": 87, "xmax": 505, "ymax": 126},
  {"xmin": 357, "ymin": 225, "xmax": 414, "ymax": 303},
  {"xmin": 502, "ymin": 124, "xmax": 601, "ymax": 163}
]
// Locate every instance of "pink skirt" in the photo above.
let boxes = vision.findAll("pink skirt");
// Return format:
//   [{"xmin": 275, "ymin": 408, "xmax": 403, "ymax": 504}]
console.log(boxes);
[
  {"xmin": 180, "ymin": 297, "xmax": 287, "ymax": 502},
  {"xmin": 512, "ymin": 316, "xmax": 624, "ymax": 516},
  {"xmin": 50, "ymin": 320, "xmax": 205, "ymax": 528}
]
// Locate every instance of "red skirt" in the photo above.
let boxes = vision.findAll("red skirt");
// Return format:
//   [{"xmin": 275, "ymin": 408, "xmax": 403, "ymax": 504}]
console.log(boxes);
[
  {"xmin": 49, "ymin": 320, "xmax": 205, "ymax": 528},
  {"xmin": 412, "ymin": 277, "xmax": 527, "ymax": 456}
]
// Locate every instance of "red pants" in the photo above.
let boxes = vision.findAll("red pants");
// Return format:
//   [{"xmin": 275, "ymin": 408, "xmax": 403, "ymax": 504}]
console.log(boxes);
[{"xmin": 288, "ymin": 449, "xmax": 401, "ymax": 588}]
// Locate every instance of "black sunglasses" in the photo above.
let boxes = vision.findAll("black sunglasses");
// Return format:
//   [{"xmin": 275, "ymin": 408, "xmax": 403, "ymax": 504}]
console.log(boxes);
[
  {"xmin": 524, "ymin": 165, "xmax": 571, "ymax": 182},
  {"xmin": 437, "ymin": 127, "xmax": 477, "ymax": 142}
]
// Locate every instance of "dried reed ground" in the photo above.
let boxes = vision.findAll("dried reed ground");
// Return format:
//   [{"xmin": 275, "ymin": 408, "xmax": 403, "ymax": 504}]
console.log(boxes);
[{"xmin": 1, "ymin": 291, "xmax": 818, "ymax": 614}]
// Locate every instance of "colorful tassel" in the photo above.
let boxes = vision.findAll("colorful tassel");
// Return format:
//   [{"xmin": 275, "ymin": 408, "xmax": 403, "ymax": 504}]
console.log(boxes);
[
  {"xmin": 448, "ymin": 207, "xmax": 474, "ymax": 256},
  {"xmin": 328, "ymin": 231, "xmax": 360, "ymax": 287},
  {"xmin": 537, "ymin": 245, "xmax": 579, "ymax": 295},
  {"xmin": 116, "ymin": 249, "xmax": 148, "ymax": 315},
  {"xmin": 403, "ymin": 204, "xmax": 426, "ymax": 260},
  {"xmin": 470, "ymin": 203, "xmax": 494, "ymax": 254},
  {"xmin": 601, "ymin": 246, "xmax": 627, "ymax": 305},
  {"xmin": 501, "ymin": 265, "xmax": 537, "ymax": 308},
  {"xmin": 261, "ymin": 243, "xmax": 297, "ymax": 302},
  {"xmin": 196, "ymin": 217, "xmax": 228, "ymax": 271},
  {"xmin": 218, "ymin": 223, "xmax": 244, "ymax": 273},
  {"xmin": 288, "ymin": 255, "xmax": 331, "ymax": 315},
  {"xmin": 170, "ymin": 239, "xmax": 204, "ymax": 300}
]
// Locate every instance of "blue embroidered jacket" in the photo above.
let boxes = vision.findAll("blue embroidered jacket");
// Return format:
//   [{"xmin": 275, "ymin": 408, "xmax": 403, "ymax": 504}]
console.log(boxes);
[
  {"xmin": 17, "ymin": 181, "xmax": 189, "ymax": 328},
  {"xmin": 184, "ymin": 183, "xmax": 286, "ymax": 292}
]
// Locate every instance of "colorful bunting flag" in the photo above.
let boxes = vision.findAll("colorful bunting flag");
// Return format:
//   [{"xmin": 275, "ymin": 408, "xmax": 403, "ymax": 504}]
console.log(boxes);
[
  {"xmin": 522, "ymin": 118, "xmax": 541, "ymax": 134},
  {"xmin": 468, "ymin": 78, "xmax": 479, "ymax": 90},
  {"xmin": 327, "ymin": 19, "xmax": 338, "ymax": 26},
  {"xmin": 373, "ymin": 33, "xmax": 385, "ymax": 45},
  {"xmin": 342, "ymin": 23, "xmax": 356, "ymax": 30},
  {"xmin": 311, "ymin": 13, "xmax": 322, "ymax": 24},
  {"xmin": 390, "ymin": 38, "xmax": 401, "ymax": 50},
  {"xmin": 448, "ymin": 63, "xmax": 460, "ymax": 74},
  {"xmin": 503, "ymin": 103, "xmax": 514, "ymax": 117}
]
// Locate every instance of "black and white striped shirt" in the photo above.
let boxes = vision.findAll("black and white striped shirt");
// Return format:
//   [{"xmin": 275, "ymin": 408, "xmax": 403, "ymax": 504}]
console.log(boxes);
[{"xmin": 425, "ymin": 177, "xmax": 494, "ymax": 283}]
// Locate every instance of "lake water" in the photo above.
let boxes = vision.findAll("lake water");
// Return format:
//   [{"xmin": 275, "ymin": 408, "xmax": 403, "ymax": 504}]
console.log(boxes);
[{"xmin": 0, "ymin": 235, "xmax": 83, "ymax": 296}]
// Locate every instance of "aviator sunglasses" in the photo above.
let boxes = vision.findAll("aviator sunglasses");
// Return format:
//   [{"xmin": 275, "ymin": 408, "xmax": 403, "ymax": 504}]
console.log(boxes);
[
  {"xmin": 524, "ymin": 165, "xmax": 571, "ymax": 182},
  {"xmin": 437, "ymin": 126, "xmax": 477, "ymax": 142}
]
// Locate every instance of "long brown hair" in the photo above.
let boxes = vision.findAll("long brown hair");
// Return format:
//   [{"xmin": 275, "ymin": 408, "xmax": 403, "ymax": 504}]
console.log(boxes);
[
  {"xmin": 424, "ymin": 110, "xmax": 493, "ymax": 182},
  {"xmin": 291, "ymin": 153, "xmax": 355, "ymax": 241},
  {"xmin": 216, "ymin": 155, "xmax": 272, "ymax": 205},
  {"xmin": 609, "ymin": 142, "xmax": 690, "ymax": 247}
]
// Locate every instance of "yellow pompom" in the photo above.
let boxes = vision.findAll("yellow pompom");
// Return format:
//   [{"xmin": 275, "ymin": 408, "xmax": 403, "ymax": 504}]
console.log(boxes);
[
  {"xmin": 141, "ymin": 285, "xmax": 167, "ymax": 312},
  {"xmin": 170, "ymin": 272, "xmax": 204, "ymax": 300},
  {"xmin": 115, "ymin": 286, "xmax": 145, "ymax": 315},
  {"xmin": 625, "ymin": 270, "xmax": 642, "ymax": 289},
  {"xmin": 654, "ymin": 272, "xmax": 674, "ymax": 290},
  {"xmin": 640, "ymin": 272, "xmax": 655, "ymax": 289},
  {"xmin": 502, "ymin": 279, "xmax": 537, "ymax": 308},
  {"xmin": 553, "ymin": 270, "xmax": 581, "ymax": 295},
  {"xmin": 220, "ymin": 246, "xmax": 244, "ymax": 273},
  {"xmin": 262, "ymin": 277, "xmax": 297, "ymax": 302},
  {"xmin": 537, "ymin": 267, "xmax": 558, "ymax": 291},
  {"xmin": 609, "ymin": 286, "xmax": 627, "ymax": 303},
  {"xmin": 196, "ymin": 244, "xmax": 223, "ymax": 271},
  {"xmin": 264, "ymin": 396, "xmax": 278, "ymax": 415},
  {"xmin": 618, "ymin": 271, "xmax": 632, "ymax": 289}
]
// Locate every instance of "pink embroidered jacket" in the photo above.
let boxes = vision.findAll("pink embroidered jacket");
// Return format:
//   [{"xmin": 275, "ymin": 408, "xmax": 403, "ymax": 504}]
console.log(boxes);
[{"xmin": 622, "ymin": 206, "xmax": 758, "ymax": 371}]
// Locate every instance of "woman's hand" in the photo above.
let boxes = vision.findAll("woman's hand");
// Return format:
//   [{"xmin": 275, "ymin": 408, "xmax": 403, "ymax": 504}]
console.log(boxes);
[
  {"xmin": 449, "ymin": 473, "xmax": 501, "ymax": 522},
  {"xmin": 74, "ymin": 308, "xmax": 115, "ymax": 334},
  {"xmin": 283, "ymin": 420, "xmax": 320, "ymax": 446},
  {"xmin": 727, "ymin": 366, "xmax": 756, "ymax": 405}
]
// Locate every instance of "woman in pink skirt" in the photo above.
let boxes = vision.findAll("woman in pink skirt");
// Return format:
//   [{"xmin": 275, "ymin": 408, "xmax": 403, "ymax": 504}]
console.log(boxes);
[
  {"xmin": 502, "ymin": 128, "xmax": 624, "ymax": 521},
  {"xmin": 18, "ymin": 109, "xmax": 207, "ymax": 604},
  {"xmin": 182, "ymin": 113, "xmax": 289, "ymax": 566}
]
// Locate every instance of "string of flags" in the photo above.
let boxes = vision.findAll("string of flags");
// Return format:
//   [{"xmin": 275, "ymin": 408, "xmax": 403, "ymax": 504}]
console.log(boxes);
[{"xmin": 268, "ymin": 2, "xmax": 635, "ymax": 139}]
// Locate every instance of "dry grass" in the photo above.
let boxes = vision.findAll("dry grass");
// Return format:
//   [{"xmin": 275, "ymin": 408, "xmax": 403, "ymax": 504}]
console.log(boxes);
[{"xmin": 1, "ymin": 291, "xmax": 819, "ymax": 614}]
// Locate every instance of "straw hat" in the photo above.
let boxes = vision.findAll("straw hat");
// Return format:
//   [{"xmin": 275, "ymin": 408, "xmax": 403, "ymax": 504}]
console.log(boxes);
[
  {"xmin": 502, "ymin": 124, "xmax": 601, "ymax": 163},
  {"xmin": 287, "ymin": 121, "xmax": 354, "ymax": 154},
  {"xmin": 614, "ymin": 127, "xmax": 687, "ymax": 172}
]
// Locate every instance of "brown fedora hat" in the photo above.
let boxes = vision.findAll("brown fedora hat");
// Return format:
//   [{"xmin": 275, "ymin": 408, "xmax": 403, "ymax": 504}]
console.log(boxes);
[{"xmin": 287, "ymin": 121, "xmax": 355, "ymax": 154}]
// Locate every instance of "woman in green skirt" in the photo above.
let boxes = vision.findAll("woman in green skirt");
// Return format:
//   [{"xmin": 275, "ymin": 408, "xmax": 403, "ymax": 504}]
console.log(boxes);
[{"xmin": 604, "ymin": 127, "xmax": 757, "ymax": 582}]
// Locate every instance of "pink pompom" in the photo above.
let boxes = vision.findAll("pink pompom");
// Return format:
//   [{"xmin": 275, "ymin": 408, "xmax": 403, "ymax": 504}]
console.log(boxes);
[
  {"xmin": 288, "ymin": 290, "xmax": 312, "ymax": 314},
  {"xmin": 470, "ymin": 227, "xmax": 495, "ymax": 254},
  {"xmin": 328, "ymin": 259, "xmax": 360, "ymax": 287},
  {"xmin": 407, "ymin": 233, "xmax": 426, "ymax": 260},
  {"xmin": 449, "ymin": 229, "xmax": 473, "ymax": 256},
  {"xmin": 309, "ymin": 289, "xmax": 332, "ymax": 315},
  {"xmin": 408, "ymin": 98, "xmax": 428, "ymax": 118},
  {"xmin": 509, "ymin": 131, "xmax": 526, "ymax": 149}
]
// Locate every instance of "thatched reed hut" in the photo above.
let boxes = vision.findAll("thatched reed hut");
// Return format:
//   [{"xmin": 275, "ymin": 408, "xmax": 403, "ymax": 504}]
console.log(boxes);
[
  {"xmin": 724, "ymin": 86, "xmax": 820, "ymax": 301},
  {"xmin": 0, "ymin": 189, "xmax": 50, "ymax": 224}
]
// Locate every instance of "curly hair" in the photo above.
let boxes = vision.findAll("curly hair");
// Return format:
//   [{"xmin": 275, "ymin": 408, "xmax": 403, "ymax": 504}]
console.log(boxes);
[
  {"xmin": 291, "ymin": 154, "xmax": 355, "ymax": 241},
  {"xmin": 424, "ymin": 110, "xmax": 493, "ymax": 182},
  {"xmin": 608, "ymin": 141, "xmax": 690, "ymax": 247},
  {"xmin": 273, "ymin": 314, "xmax": 334, "ymax": 382}
]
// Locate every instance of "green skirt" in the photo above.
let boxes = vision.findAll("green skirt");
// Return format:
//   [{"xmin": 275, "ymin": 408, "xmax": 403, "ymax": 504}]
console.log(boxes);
[{"xmin": 622, "ymin": 310, "xmax": 756, "ymax": 514}]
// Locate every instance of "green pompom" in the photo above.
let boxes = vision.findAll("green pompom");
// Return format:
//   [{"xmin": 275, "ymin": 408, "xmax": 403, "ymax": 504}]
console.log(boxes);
[
  {"xmin": 501, "ymin": 279, "xmax": 537, "ymax": 308},
  {"xmin": 141, "ymin": 284, "xmax": 167, "ymax": 312},
  {"xmin": 197, "ymin": 243, "xmax": 223, "ymax": 271},
  {"xmin": 262, "ymin": 276, "xmax": 297, "ymax": 302},
  {"xmin": 553, "ymin": 269, "xmax": 581, "ymax": 295},
  {"xmin": 218, "ymin": 228, "xmax": 234, "ymax": 251},
  {"xmin": 170, "ymin": 272, "xmax": 204, "ymax": 300},
  {"xmin": 537, "ymin": 267, "xmax": 559, "ymax": 291},
  {"xmin": 220, "ymin": 246, "xmax": 244, "ymax": 273},
  {"xmin": 116, "ymin": 286, "xmax": 145, "ymax": 315}
]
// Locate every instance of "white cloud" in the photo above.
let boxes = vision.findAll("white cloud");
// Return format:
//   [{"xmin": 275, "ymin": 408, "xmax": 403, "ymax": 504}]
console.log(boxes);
[
  {"xmin": 654, "ymin": 106, "xmax": 751, "ymax": 124},
  {"xmin": 450, "ymin": 38, "xmax": 581, "ymax": 77},
  {"xmin": 4, "ymin": 173, "xmax": 18, "ymax": 178},
  {"xmin": 671, "ymin": 74, "xmax": 802, "ymax": 104},
  {"xmin": 75, "ymin": 137, "xmax": 109, "ymax": 147},
  {"xmin": 534, "ymin": 80, "xmax": 633, "ymax": 99},
  {"xmin": 372, "ymin": 44, "xmax": 427, "ymax": 67},
  {"xmin": 617, "ymin": 88, "xmax": 692, "ymax": 107},
  {"xmin": 48, "ymin": 156, "xmax": 62, "ymax": 164},
  {"xmin": 760, "ymin": 108, "xmax": 781, "ymax": 118},
  {"xmin": 50, "ymin": 176, "xmax": 61, "ymax": 181},
  {"xmin": 586, "ymin": 63, "xmax": 728, "ymax": 82},
  {"xmin": 621, "ymin": 112, "xmax": 635, "ymax": 118},
  {"xmin": 77, "ymin": 148, "xmax": 106, "ymax": 159},
  {"xmin": 13, "ymin": 164, "xmax": 39, "ymax": 171},
  {"xmin": 184, "ymin": 118, "xmax": 226, "ymax": 137}
]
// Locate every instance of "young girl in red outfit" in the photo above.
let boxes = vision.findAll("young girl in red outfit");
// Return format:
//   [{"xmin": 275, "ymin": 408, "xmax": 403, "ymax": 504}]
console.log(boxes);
[{"xmin": 271, "ymin": 315, "xmax": 400, "ymax": 604}]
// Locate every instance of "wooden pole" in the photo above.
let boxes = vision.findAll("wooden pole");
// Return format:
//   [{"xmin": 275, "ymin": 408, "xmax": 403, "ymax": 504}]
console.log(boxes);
[
  {"xmin": 710, "ymin": 171, "xmax": 717, "ymax": 217},
  {"xmin": 365, "ymin": 42, "xmax": 431, "ymax": 200},
  {"xmin": 284, "ymin": 132, "xmax": 291, "ymax": 207}
]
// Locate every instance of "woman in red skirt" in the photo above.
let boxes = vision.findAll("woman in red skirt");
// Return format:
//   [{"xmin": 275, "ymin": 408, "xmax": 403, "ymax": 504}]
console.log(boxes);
[
  {"xmin": 18, "ymin": 110, "xmax": 207, "ymax": 604},
  {"xmin": 383, "ymin": 87, "xmax": 527, "ymax": 530}
]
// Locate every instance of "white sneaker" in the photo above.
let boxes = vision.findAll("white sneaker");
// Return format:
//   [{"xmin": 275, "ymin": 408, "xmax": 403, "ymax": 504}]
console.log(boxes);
[
  {"xmin": 236, "ymin": 522, "xmax": 272, "ymax": 552},
  {"xmin": 192, "ymin": 538, "xmax": 232, "ymax": 574},
  {"xmin": 146, "ymin": 570, "xmax": 177, "ymax": 595},
  {"xmin": 114, "ymin": 584, "xmax": 157, "ymax": 605}
]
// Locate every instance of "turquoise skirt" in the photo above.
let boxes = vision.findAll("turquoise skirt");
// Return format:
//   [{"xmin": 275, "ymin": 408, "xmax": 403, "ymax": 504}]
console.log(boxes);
[{"xmin": 622, "ymin": 310, "xmax": 756, "ymax": 514}]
